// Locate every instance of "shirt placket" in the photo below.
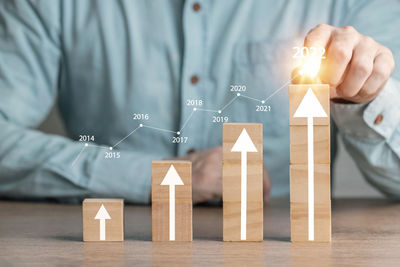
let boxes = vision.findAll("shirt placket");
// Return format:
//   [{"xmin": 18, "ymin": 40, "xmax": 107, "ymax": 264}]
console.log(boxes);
[{"xmin": 178, "ymin": 0, "xmax": 207, "ymax": 156}]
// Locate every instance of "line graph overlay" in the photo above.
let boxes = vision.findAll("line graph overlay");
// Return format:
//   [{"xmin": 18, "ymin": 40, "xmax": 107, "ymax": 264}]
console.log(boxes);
[{"xmin": 71, "ymin": 74, "xmax": 297, "ymax": 165}]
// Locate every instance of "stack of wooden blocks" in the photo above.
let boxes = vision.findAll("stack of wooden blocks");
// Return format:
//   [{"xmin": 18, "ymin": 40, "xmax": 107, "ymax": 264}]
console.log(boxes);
[
  {"xmin": 81, "ymin": 105, "xmax": 331, "ymax": 242},
  {"xmin": 152, "ymin": 161, "xmax": 192, "ymax": 241},
  {"xmin": 222, "ymin": 123, "xmax": 263, "ymax": 241},
  {"xmin": 288, "ymin": 84, "xmax": 331, "ymax": 242}
]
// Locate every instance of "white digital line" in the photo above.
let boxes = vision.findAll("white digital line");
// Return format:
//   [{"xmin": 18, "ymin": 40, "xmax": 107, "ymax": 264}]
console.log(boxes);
[
  {"xmin": 262, "ymin": 74, "xmax": 299, "ymax": 102},
  {"xmin": 71, "ymin": 146, "xmax": 86, "ymax": 167},
  {"xmin": 112, "ymin": 125, "xmax": 141, "ymax": 148},
  {"xmin": 71, "ymin": 74, "xmax": 300, "ymax": 167},
  {"xmin": 179, "ymin": 109, "xmax": 195, "ymax": 132},
  {"xmin": 142, "ymin": 124, "xmax": 178, "ymax": 134},
  {"xmin": 220, "ymin": 95, "xmax": 239, "ymax": 112},
  {"xmin": 196, "ymin": 108, "xmax": 219, "ymax": 113},
  {"xmin": 239, "ymin": 94, "xmax": 263, "ymax": 103},
  {"xmin": 86, "ymin": 144, "xmax": 108, "ymax": 149}
]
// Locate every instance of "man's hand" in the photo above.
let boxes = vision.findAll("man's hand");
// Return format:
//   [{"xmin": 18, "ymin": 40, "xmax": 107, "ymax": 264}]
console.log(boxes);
[
  {"xmin": 176, "ymin": 146, "xmax": 271, "ymax": 204},
  {"xmin": 304, "ymin": 24, "xmax": 395, "ymax": 103}
]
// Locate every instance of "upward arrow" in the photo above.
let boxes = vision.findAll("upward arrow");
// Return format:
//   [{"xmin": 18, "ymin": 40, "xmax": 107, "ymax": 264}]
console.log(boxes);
[
  {"xmin": 294, "ymin": 88, "xmax": 327, "ymax": 118},
  {"xmin": 231, "ymin": 129, "xmax": 258, "ymax": 153},
  {"xmin": 161, "ymin": 165, "xmax": 184, "ymax": 241},
  {"xmin": 231, "ymin": 128, "xmax": 257, "ymax": 240},
  {"xmin": 95, "ymin": 204, "xmax": 111, "ymax": 241},
  {"xmin": 294, "ymin": 88, "xmax": 327, "ymax": 241}
]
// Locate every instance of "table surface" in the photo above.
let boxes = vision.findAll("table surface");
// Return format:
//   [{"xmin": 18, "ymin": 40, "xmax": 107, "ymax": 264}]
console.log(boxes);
[{"xmin": 0, "ymin": 199, "xmax": 399, "ymax": 266}]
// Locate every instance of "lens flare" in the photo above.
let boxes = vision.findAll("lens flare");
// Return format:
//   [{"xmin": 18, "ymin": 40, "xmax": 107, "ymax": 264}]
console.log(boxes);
[{"xmin": 298, "ymin": 56, "xmax": 321, "ymax": 78}]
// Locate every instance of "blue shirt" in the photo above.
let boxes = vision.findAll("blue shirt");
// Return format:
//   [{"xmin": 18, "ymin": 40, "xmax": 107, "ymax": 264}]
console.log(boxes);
[{"xmin": 0, "ymin": 0, "xmax": 399, "ymax": 203}]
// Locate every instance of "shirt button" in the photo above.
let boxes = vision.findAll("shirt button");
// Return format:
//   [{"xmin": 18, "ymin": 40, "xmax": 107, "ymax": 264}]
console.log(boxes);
[
  {"xmin": 192, "ymin": 2, "xmax": 201, "ymax": 12},
  {"xmin": 190, "ymin": 75, "xmax": 199, "ymax": 85},
  {"xmin": 187, "ymin": 148, "xmax": 196, "ymax": 154},
  {"xmin": 374, "ymin": 114, "xmax": 383, "ymax": 125}
]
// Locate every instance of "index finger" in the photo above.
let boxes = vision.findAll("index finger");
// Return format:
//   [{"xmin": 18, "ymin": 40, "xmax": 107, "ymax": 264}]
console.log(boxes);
[{"xmin": 304, "ymin": 24, "xmax": 333, "ymax": 48}]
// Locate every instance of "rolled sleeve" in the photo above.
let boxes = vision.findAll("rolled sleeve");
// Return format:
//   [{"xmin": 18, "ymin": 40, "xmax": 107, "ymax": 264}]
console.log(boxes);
[
  {"xmin": 332, "ymin": 78, "xmax": 400, "ymax": 146},
  {"xmin": 90, "ymin": 151, "xmax": 157, "ymax": 204},
  {"xmin": 331, "ymin": 78, "xmax": 400, "ymax": 199}
]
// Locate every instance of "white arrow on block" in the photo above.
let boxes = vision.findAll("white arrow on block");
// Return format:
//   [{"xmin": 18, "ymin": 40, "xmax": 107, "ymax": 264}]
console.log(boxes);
[
  {"xmin": 95, "ymin": 204, "xmax": 111, "ymax": 241},
  {"xmin": 294, "ymin": 88, "xmax": 327, "ymax": 241},
  {"xmin": 161, "ymin": 164, "xmax": 184, "ymax": 241},
  {"xmin": 231, "ymin": 128, "xmax": 258, "ymax": 240}
]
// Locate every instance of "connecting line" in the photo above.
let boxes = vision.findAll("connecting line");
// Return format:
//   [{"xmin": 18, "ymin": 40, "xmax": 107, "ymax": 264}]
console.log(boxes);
[
  {"xmin": 71, "ymin": 143, "xmax": 110, "ymax": 166},
  {"xmin": 196, "ymin": 108, "xmax": 219, "ymax": 113},
  {"xmin": 112, "ymin": 125, "xmax": 142, "ymax": 148},
  {"xmin": 179, "ymin": 109, "xmax": 195, "ymax": 132},
  {"xmin": 262, "ymin": 74, "xmax": 298, "ymax": 102},
  {"xmin": 142, "ymin": 124, "xmax": 178, "ymax": 134},
  {"xmin": 220, "ymin": 95, "xmax": 239, "ymax": 112},
  {"xmin": 239, "ymin": 94, "xmax": 263, "ymax": 103},
  {"xmin": 70, "ymin": 74, "xmax": 298, "ymax": 167},
  {"xmin": 114, "ymin": 122, "xmax": 179, "ymax": 149},
  {"xmin": 71, "ymin": 146, "xmax": 87, "ymax": 167},
  {"xmin": 86, "ymin": 144, "xmax": 108, "ymax": 149}
]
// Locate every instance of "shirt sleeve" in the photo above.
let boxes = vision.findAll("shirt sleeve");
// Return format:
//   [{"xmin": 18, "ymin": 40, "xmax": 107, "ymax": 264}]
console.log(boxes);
[
  {"xmin": 330, "ymin": 0, "xmax": 400, "ymax": 199},
  {"xmin": 0, "ymin": 0, "xmax": 153, "ymax": 204},
  {"xmin": 332, "ymin": 78, "xmax": 400, "ymax": 199}
]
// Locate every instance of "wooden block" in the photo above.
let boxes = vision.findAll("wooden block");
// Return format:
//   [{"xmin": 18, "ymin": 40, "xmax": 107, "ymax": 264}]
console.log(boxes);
[
  {"xmin": 82, "ymin": 199, "xmax": 124, "ymax": 242},
  {"xmin": 290, "ymin": 125, "xmax": 330, "ymax": 164},
  {"xmin": 223, "ymin": 123, "xmax": 263, "ymax": 241},
  {"xmin": 289, "ymin": 84, "xmax": 330, "ymax": 125},
  {"xmin": 152, "ymin": 161, "xmax": 192, "ymax": 241},
  {"xmin": 290, "ymin": 164, "xmax": 331, "ymax": 242}
]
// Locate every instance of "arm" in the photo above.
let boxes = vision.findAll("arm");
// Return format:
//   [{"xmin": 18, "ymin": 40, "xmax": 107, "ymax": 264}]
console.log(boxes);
[
  {"xmin": 331, "ymin": 78, "xmax": 400, "ymax": 199},
  {"xmin": 0, "ymin": 1, "xmax": 154, "ymax": 203},
  {"xmin": 304, "ymin": 0, "xmax": 400, "ymax": 198}
]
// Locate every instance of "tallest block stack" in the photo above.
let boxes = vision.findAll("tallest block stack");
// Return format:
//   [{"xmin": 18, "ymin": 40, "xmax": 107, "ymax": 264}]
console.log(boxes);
[{"xmin": 289, "ymin": 84, "xmax": 331, "ymax": 242}]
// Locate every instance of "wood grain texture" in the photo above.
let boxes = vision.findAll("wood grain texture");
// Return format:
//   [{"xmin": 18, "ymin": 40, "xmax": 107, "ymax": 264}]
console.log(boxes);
[
  {"xmin": 290, "ymin": 164, "xmax": 331, "ymax": 242},
  {"xmin": 290, "ymin": 125, "xmax": 330, "ymax": 164},
  {"xmin": 223, "ymin": 123, "xmax": 263, "ymax": 241},
  {"xmin": 289, "ymin": 84, "xmax": 331, "ymax": 242},
  {"xmin": 82, "ymin": 199, "xmax": 124, "ymax": 242},
  {"xmin": 1, "ymin": 199, "xmax": 400, "ymax": 266},
  {"xmin": 152, "ymin": 161, "xmax": 192, "ymax": 241},
  {"xmin": 289, "ymin": 84, "xmax": 330, "ymax": 125}
]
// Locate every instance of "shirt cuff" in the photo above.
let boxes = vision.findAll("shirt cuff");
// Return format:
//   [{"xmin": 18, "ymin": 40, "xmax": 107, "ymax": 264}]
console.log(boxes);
[
  {"xmin": 89, "ymin": 150, "xmax": 156, "ymax": 204},
  {"xmin": 331, "ymin": 78, "xmax": 400, "ymax": 140}
]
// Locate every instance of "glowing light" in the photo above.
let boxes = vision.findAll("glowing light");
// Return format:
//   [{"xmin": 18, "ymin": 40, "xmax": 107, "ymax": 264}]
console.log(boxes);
[{"xmin": 298, "ymin": 56, "xmax": 321, "ymax": 78}]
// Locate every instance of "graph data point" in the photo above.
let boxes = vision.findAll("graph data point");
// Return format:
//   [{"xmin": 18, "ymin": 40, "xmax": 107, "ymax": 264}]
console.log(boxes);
[
  {"xmin": 139, "ymin": 124, "xmax": 143, "ymax": 127},
  {"xmin": 109, "ymin": 147, "xmax": 113, "ymax": 151},
  {"xmin": 193, "ymin": 108, "xmax": 197, "ymax": 111},
  {"xmin": 177, "ymin": 131, "xmax": 181, "ymax": 135},
  {"xmin": 85, "ymin": 143, "xmax": 89, "ymax": 147},
  {"xmin": 237, "ymin": 93, "xmax": 241, "ymax": 96},
  {"xmin": 261, "ymin": 100, "xmax": 265, "ymax": 104},
  {"xmin": 218, "ymin": 110, "xmax": 222, "ymax": 114}
]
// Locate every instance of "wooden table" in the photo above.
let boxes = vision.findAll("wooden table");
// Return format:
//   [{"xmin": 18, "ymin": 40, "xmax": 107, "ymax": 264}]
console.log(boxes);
[{"xmin": 0, "ymin": 199, "xmax": 399, "ymax": 266}]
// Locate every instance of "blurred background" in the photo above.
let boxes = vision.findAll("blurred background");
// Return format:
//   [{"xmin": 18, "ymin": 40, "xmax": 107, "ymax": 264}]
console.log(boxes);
[{"xmin": 40, "ymin": 103, "xmax": 383, "ymax": 199}]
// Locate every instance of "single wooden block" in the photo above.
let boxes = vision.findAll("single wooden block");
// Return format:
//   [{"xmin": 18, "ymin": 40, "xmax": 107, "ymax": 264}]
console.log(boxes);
[
  {"xmin": 152, "ymin": 161, "xmax": 192, "ymax": 241},
  {"xmin": 82, "ymin": 199, "xmax": 124, "ymax": 242},
  {"xmin": 290, "ymin": 164, "xmax": 331, "ymax": 242},
  {"xmin": 223, "ymin": 123, "xmax": 263, "ymax": 241},
  {"xmin": 290, "ymin": 125, "xmax": 330, "ymax": 164},
  {"xmin": 289, "ymin": 84, "xmax": 330, "ymax": 125}
]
